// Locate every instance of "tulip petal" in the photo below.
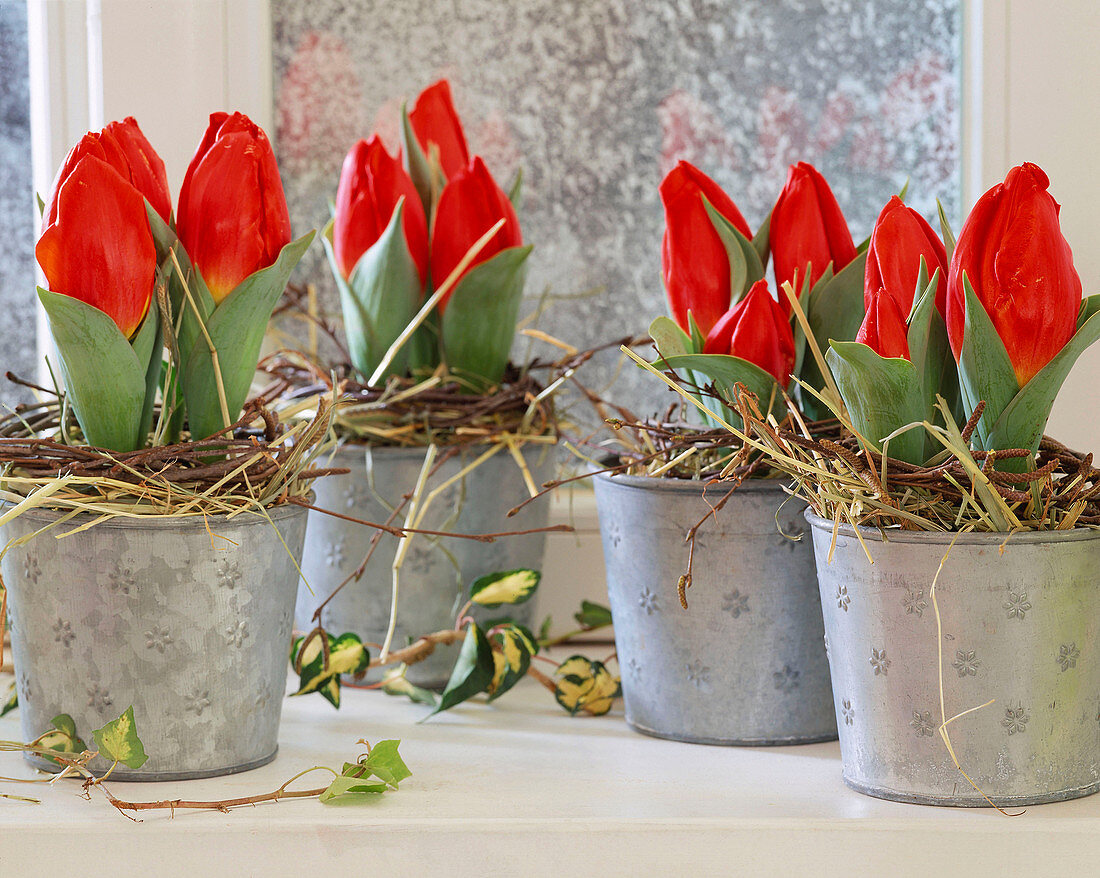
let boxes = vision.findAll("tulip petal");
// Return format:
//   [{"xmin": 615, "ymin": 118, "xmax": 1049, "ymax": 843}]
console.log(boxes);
[{"xmin": 408, "ymin": 80, "xmax": 471, "ymax": 181}]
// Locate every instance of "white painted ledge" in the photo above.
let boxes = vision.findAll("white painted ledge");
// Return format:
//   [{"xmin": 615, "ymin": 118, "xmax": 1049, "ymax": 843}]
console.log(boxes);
[{"xmin": 3, "ymin": 676, "xmax": 1100, "ymax": 877}]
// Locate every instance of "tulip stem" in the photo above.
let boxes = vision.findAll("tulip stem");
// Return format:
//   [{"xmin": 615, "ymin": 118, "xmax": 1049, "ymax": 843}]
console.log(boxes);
[
  {"xmin": 367, "ymin": 218, "xmax": 506, "ymax": 387},
  {"xmin": 170, "ymin": 247, "xmax": 232, "ymax": 433}
]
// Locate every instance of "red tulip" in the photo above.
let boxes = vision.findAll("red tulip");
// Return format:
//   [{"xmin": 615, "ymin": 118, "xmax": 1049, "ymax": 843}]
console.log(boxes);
[
  {"xmin": 177, "ymin": 112, "xmax": 293, "ymax": 303},
  {"xmin": 660, "ymin": 160, "xmax": 753, "ymax": 337},
  {"xmin": 333, "ymin": 136, "xmax": 429, "ymax": 283},
  {"xmin": 946, "ymin": 163, "xmax": 1082, "ymax": 387},
  {"xmin": 43, "ymin": 116, "xmax": 171, "ymax": 228},
  {"xmin": 36, "ymin": 155, "xmax": 157, "ymax": 338},
  {"xmin": 865, "ymin": 196, "xmax": 947, "ymax": 316},
  {"xmin": 703, "ymin": 280, "xmax": 795, "ymax": 384},
  {"xmin": 430, "ymin": 156, "xmax": 521, "ymax": 309},
  {"xmin": 408, "ymin": 79, "xmax": 471, "ymax": 181},
  {"xmin": 856, "ymin": 287, "xmax": 911, "ymax": 360},
  {"xmin": 770, "ymin": 162, "xmax": 856, "ymax": 297}
]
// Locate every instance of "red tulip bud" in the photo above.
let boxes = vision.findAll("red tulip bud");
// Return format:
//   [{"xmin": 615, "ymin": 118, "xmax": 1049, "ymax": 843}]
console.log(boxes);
[
  {"xmin": 177, "ymin": 112, "xmax": 293, "ymax": 303},
  {"xmin": 334, "ymin": 136, "xmax": 428, "ymax": 283},
  {"xmin": 770, "ymin": 162, "xmax": 856, "ymax": 298},
  {"xmin": 43, "ymin": 116, "xmax": 171, "ymax": 228},
  {"xmin": 946, "ymin": 163, "xmax": 1082, "ymax": 387},
  {"xmin": 703, "ymin": 280, "xmax": 795, "ymax": 384},
  {"xmin": 660, "ymin": 160, "xmax": 753, "ymax": 337},
  {"xmin": 430, "ymin": 156, "xmax": 521, "ymax": 310},
  {"xmin": 36, "ymin": 155, "xmax": 157, "ymax": 338},
  {"xmin": 409, "ymin": 79, "xmax": 471, "ymax": 181},
  {"xmin": 856, "ymin": 287, "xmax": 911, "ymax": 360},
  {"xmin": 865, "ymin": 195, "xmax": 947, "ymax": 316}
]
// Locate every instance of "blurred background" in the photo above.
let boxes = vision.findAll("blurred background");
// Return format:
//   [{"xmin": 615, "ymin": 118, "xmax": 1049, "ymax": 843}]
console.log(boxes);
[{"xmin": 1, "ymin": 0, "xmax": 1096, "ymax": 446}]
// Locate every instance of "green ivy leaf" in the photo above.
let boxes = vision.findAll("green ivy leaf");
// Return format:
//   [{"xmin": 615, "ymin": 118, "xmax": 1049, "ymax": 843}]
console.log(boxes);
[
  {"xmin": 553, "ymin": 656, "xmax": 621, "ymax": 717},
  {"xmin": 469, "ymin": 569, "xmax": 541, "ymax": 608},
  {"xmin": 92, "ymin": 706, "xmax": 148, "ymax": 769},
  {"xmin": 37, "ymin": 288, "xmax": 157, "ymax": 452},
  {"xmin": 36, "ymin": 714, "xmax": 87, "ymax": 764},
  {"xmin": 425, "ymin": 623, "xmax": 494, "ymax": 718},
  {"xmin": 321, "ymin": 739, "xmax": 411, "ymax": 803},
  {"xmin": 1, "ymin": 681, "xmax": 17, "ymax": 718},
  {"xmin": 182, "ymin": 231, "xmax": 315, "ymax": 441},
  {"xmin": 573, "ymin": 600, "xmax": 613, "ymax": 628},
  {"xmin": 440, "ymin": 245, "xmax": 532, "ymax": 390},
  {"xmin": 382, "ymin": 666, "xmax": 439, "ymax": 706},
  {"xmin": 323, "ymin": 206, "xmax": 422, "ymax": 381},
  {"xmin": 538, "ymin": 615, "xmax": 553, "ymax": 641}
]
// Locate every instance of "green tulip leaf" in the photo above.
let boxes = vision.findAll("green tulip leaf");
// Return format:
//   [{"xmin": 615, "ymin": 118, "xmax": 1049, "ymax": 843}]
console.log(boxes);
[
  {"xmin": 183, "ymin": 230, "xmax": 315, "ymax": 441},
  {"xmin": 487, "ymin": 623, "xmax": 537, "ymax": 701},
  {"xmin": 702, "ymin": 197, "xmax": 765, "ymax": 305},
  {"xmin": 144, "ymin": 199, "xmax": 177, "ymax": 260},
  {"xmin": 400, "ymin": 100, "xmax": 433, "ymax": 216},
  {"xmin": 1077, "ymin": 293, "xmax": 1100, "ymax": 330},
  {"xmin": 660, "ymin": 353, "xmax": 785, "ymax": 419},
  {"xmin": 425, "ymin": 622, "xmax": 494, "ymax": 718},
  {"xmin": 955, "ymin": 273, "xmax": 1019, "ymax": 451},
  {"xmin": 38, "ymin": 288, "xmax": 156, "ymax": 452},
  {"xmin": 751, "ymin": 209, "xmax": 771, "ymax": 269},
  {"xmin": 469, "ymin": 568, "xmax": 541, "ymax": 608},
  {"xmin": 937, "ymin": 199, "xmax": 957, "ymax": 264},
  {"xmin": 687, "ymin": 312, "xmax": 707, "ymax": 353},
  {"xmin": 990, "ymin": 303, "xmax": 1100, "ymax": 455},
  {"xmin": 827, "ymin": 341, "xmax": 928, "ymax": 465},
  {"xmin": 649, "ymin": 315, "xmax": 695, "ymax": 359},
  {"xmin": 507, "ymin": 167, "xmax": 523, "ymax": 211},
  {"xmin": 92, "ymin": 706, "xmax": 148, "ymax": 769},
  {"xmin": 324, "ymin": 202, "xmax": 423, "ymax": 382},
  {"xmin": 906, "ymin": 263, "xmax": 950, "ymax": 405},
  {"xmin": 440, "ymin": 244, "xmax": 532, "ymax": 390}
]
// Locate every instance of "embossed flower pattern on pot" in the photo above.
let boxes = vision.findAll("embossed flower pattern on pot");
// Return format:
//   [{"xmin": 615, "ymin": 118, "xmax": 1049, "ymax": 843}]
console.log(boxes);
[
  {"xmin": 107, "ymin": 561, "xmax": 136, "ymax": 595},
  {"xmin": 217, "ymin": 559, "xmax": 242, "ymax": 590},
  {"xmin": 16, "ymin": 669, "xmax": 31, "ymax": 704},
  {"xmin": 773, "ymin": 665, "xmax": 800, "ymax": 693},
  {"xmin": 1004, "ymin": 590, "xmax": 1032, "ymax": 620},
  {"xmin": 1058, "ymin": 643, "xmax": 1080, "ymax": 672},
  {"xmin": 52, "ymin": 617, "xmax": 75, "ymax": 647},
  {"xmin": 145, "ymin": 625, "xmax": 172, "ymax": 653},
  {"xmin": 685, "ymin": 659, "xmax": 711, "ymax": 689},
  {"xmin": 952, "ymin": 649, "xmax": 980, "ymax": 677},
  {"xmin": 638, "ymin": 586, "xmax": 660, "ymax": 615},
  {"xmin": 225, "ymin": 620, "xmax": 250, "ymax": 648},
  {"xmin": 869, "ymin": 647, "xmax": 891, "ymax": 676},
  {"xmin": 186, "ymin": 689, "xmax": 212, "ymax": 716},
  {"xmin": 721, "ymin": 589, "xmax": 750, "ymax": 619},
  {"xmin": 87, "ymin": 684, "xmax": 112, "ymax": 714},
  {"xmin": 902, "ymin": 588, "xmax": 927, "ymax": 617},
  {"xmin": 627, "ymin": 657, "xmax": 642, "ymax": 681},
  {"xmin": 22, "ymin": 553, "xmax": 41, "ymax": 585},
  {"xmin": 835, "ymin": 584, "xmax": 850, "ymax": 612},
  {"xmin": 841, "ymin": 698, "xmax": 854, "ymax": 726},
  {"xmin": 910, "ymin": 710, "xmax": 934, "ymax": 737},
  {"xmin": 407, "ymin": 545, "xmax": 435, "ymax": 575},
  {"xmin": 325, "ymin": 538, "xmax": 347, "ymax": 569},
  {"xmin": 605, "ymin": 520, "xmax": 622, "ymax": 550},
  {"xmin": 1002, "ymin": 706, "xmax": 1029, "ymax": 736}
]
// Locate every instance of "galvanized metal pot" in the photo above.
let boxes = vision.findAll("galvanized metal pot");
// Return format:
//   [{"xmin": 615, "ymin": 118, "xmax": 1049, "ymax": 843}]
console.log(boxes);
[
  {"xmin": 296, "ymin": 443, "xmax": 553, "ymax": 687},
  {"xmin": 808, "ymin": 511, "xmax": 1100, "ymax": 806},
  {"xmin": 592, "ymin": 468, "xmax": 835, "ymax": 745},
  {"xmin": 2, "ymin": 502, "xmax": 308, "ymax": 781}
]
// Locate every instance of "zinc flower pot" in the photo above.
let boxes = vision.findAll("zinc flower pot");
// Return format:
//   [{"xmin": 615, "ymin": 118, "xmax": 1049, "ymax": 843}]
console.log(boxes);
[
  {"xmin": 2, "ymin": 501, "xmax": 308, "ymax": 781},
  {"xmin": 592, "ymin": 467, "xmax": 835, "ymax": 744},
  {"xmin": 295, "ymin": 442, "xmax": 553, "ymax": 687},
  {"xmin": 807, "ymin": 511, "xmax": 1100, "ymax": 806}
]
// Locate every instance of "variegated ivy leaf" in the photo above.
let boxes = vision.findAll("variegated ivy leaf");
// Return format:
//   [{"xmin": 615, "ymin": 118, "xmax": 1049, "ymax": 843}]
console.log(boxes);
[
  {"xmin": 320, "ymin": 739, "xmax": 411, "ymax": 804},
  {"xmin": 553, "ymin": 656, "xmax": 622, "ymax": 717},
  {"xmin": 1, "ymin": 681, "xmax": 16, "ymax": 718},
  {"xmin": 36, "ymin": 714, "xmax": 87, "ymax": 765},
  {"xmin": 487, "ymin": 623, "xmax": 538, "ymax": 701},
  {"xmin": 291, "ymin": 630, "xmax": 370, "ymax": 709},
  {"xmin": 93, "ymin": 706, "xmax": 148, "ymax": 769},
  {"xmin": 468, "ymin": 569, "xmax": 541, "ymax": 609},
  {"xmin": 382, "ymin": 665, "xmax": 438, "ymax": 707}
]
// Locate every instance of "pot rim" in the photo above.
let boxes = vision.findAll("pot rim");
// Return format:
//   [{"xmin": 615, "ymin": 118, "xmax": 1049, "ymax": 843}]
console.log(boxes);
[
  {"xmin": 804, "ymin": 508, "xmax": 1100, "ymax": 545},
  {"xmin": 589, "ymin": 454, "xmax": 790, "ymax": 495},
  {"xmin": 319, "ymin": 439, "xmax": 557, "ymax": 463},
  {"xmin": 0, "ymin": 492, "xmax": 312, "ymax": 530}
]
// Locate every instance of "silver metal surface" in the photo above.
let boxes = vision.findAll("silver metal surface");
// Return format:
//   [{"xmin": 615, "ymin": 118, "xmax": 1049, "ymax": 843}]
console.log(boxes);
[
  {"xmin": 2, "ymin": 502, "xmax": 308, "ymax": 781},
  {"xmin": 296, "ymin": 443, "xmax": 553, "ymax": 687},
  {"xmin": 593, "ymin": 470, "xmax": 835, "ymax": 745},
  {"xmin": 808, "ymin": 511, "xmax": 1100, "ymax": 806}
]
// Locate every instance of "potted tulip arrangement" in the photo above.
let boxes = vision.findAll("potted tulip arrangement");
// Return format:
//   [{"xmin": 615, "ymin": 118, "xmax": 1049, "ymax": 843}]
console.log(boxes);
[
  {"xmin": 279, "ymin": 81, "xmax": 558, "ymax": 687},
  {"xmin": 593, "ymin": 159, "xmax": 875, "ymax": 745},
  {"xmin": 0, "ymin": 113, "xmax": 325, "ymax": 781},
  {"xmin": 707, "ymin": 163, "xmax": 1100, "ymax": 806}
]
